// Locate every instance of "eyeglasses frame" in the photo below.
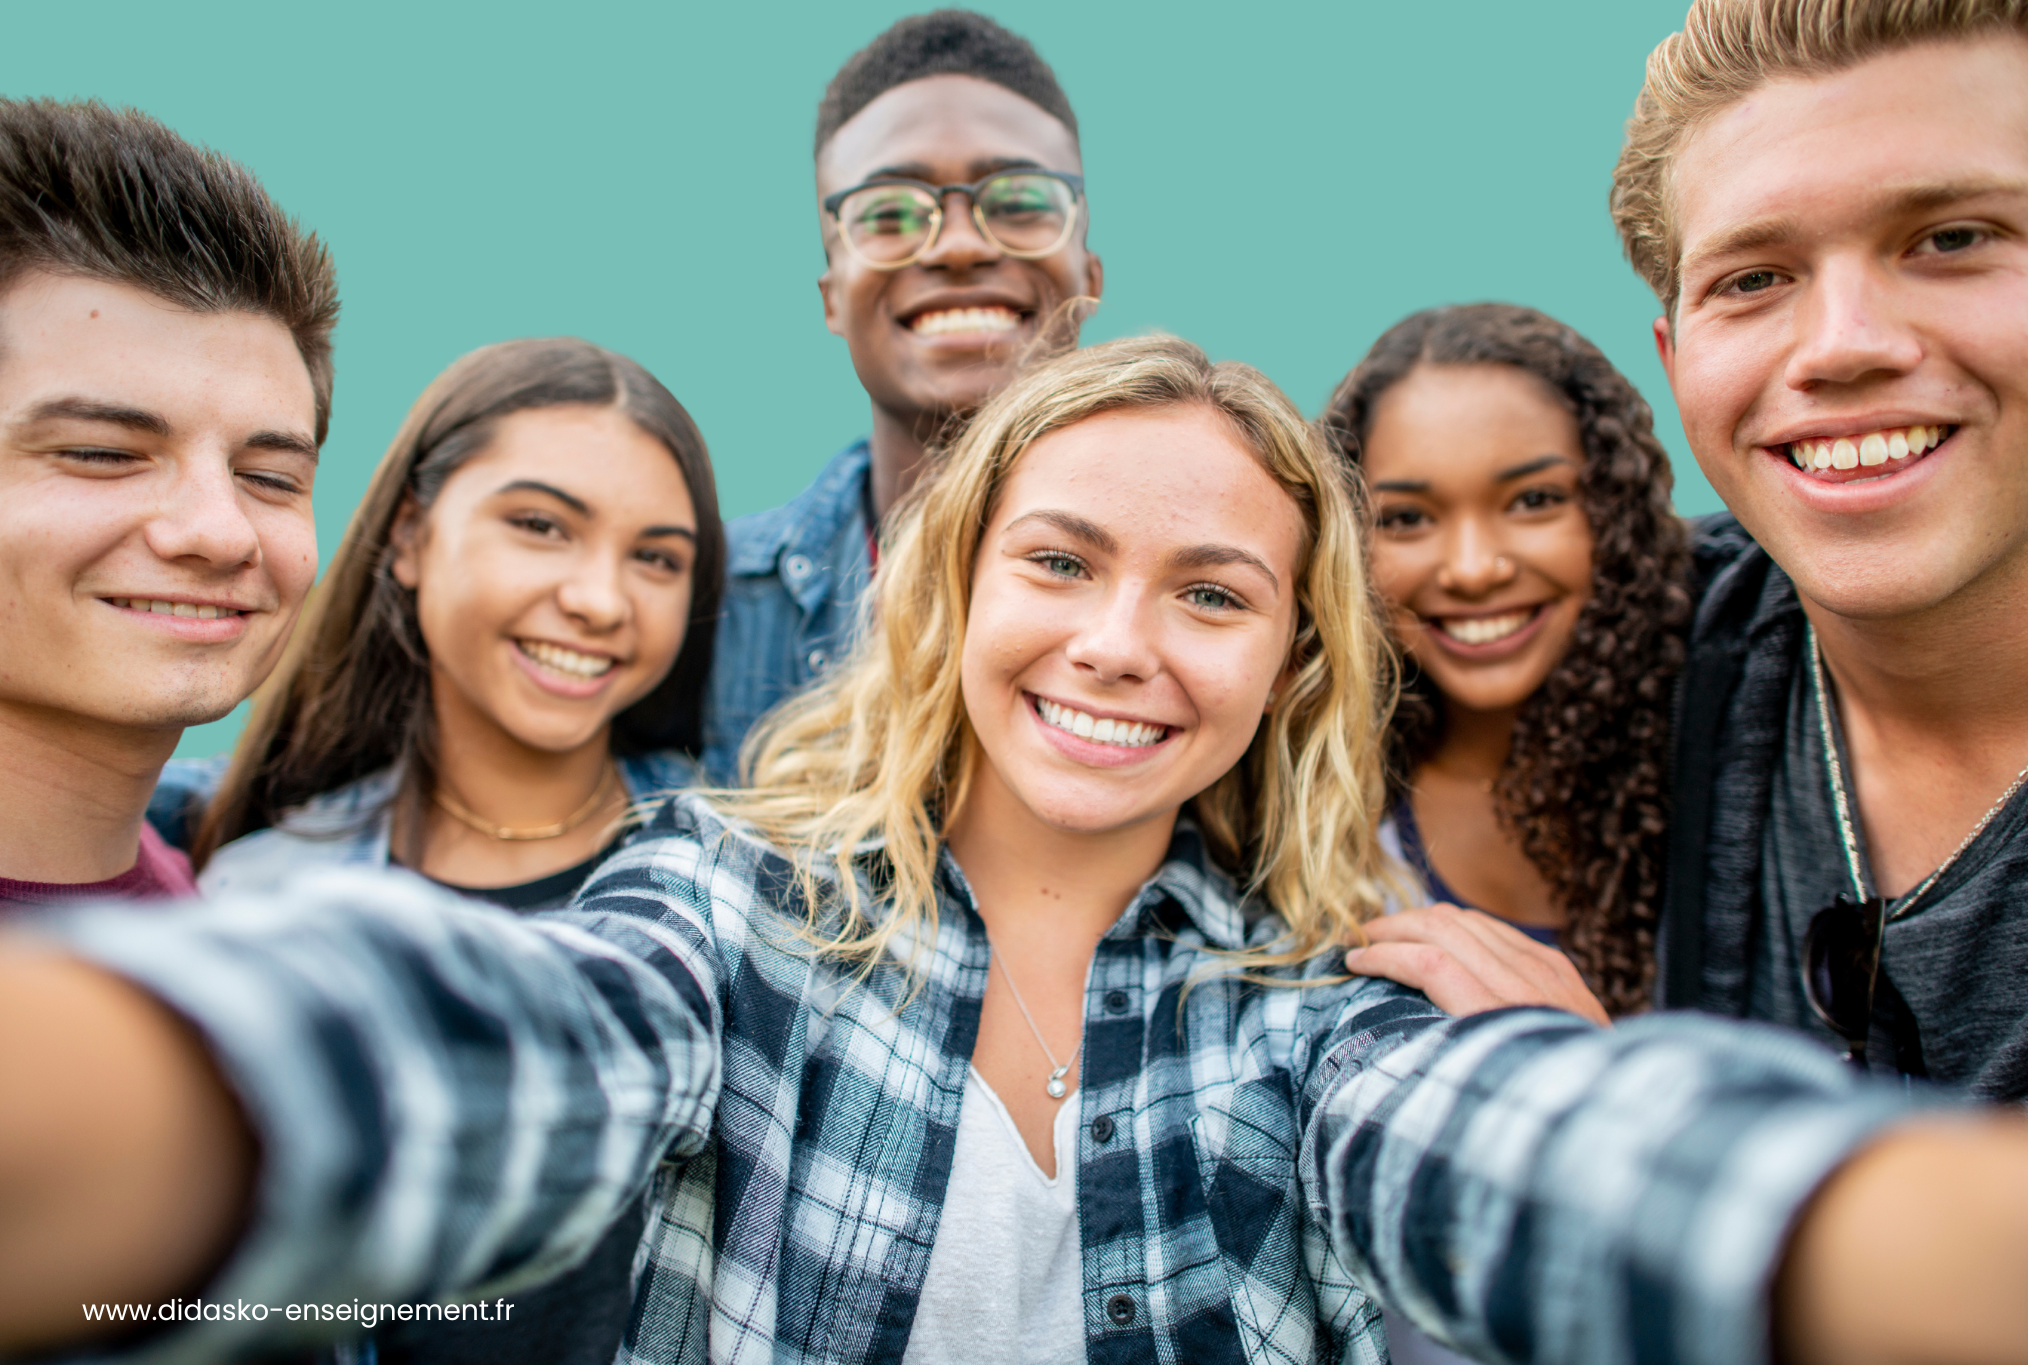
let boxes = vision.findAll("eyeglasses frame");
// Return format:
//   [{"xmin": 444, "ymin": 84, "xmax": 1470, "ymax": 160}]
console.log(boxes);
[{"xmin": 822, "ymin": 169, "xmax": 1086, "ymax": 271}]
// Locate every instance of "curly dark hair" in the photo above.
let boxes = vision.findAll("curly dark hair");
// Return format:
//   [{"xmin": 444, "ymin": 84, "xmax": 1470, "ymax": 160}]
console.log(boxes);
[{"xmin": 1322, "ymin": 303, "xmax": 1690, "ymax": 1016}]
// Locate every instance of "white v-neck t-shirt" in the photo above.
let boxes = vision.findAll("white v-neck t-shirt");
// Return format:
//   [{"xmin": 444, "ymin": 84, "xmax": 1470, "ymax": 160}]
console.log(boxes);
[{"xmin": 903, "ymin": 1068, "xmax": 1085, "ymax": 1364}]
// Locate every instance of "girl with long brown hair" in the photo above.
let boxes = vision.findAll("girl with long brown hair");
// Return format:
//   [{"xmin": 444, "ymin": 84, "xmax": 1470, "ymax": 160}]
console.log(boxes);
[
  {"xmin": 195, "ymin": 336, "xmax": 723, "ymax": 1365},
  {"xmin": 1326, "ymin": 303, "xmax": 1691, "ymax": 1026}
]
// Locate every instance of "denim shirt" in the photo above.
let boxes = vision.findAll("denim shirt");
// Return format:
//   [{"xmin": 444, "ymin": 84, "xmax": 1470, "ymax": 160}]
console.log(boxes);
[{"xmin": 702, "ymin": 439, "xmax": 874, "ymax": 784}]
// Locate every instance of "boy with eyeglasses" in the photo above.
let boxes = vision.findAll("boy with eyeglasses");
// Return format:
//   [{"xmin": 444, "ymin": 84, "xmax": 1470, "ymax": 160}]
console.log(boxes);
[
  {"xmin": 0, "ymin": 99, "xmax": 332, "ymax": 911},
  {"xmin": 701, "ymin": 9, "xmax": 1103, "ymax": 782}
]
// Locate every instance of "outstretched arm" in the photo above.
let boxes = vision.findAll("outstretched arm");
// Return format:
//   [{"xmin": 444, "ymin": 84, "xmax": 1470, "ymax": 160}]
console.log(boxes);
[
  {"xmin": 1776, "ymin": 1116, "xmax": 2028, "ymax": 1365},
  {"xmin": 0, "ymin": 863, "xmax": 722, "ymax": 1361},
  {"xmin": 0, "ymin": 951, "xmax": 256, "ymax": 1353},
  {"xmin": 1311, "ymin": 1006, "xmax": 2028, "ymax": 1365}
]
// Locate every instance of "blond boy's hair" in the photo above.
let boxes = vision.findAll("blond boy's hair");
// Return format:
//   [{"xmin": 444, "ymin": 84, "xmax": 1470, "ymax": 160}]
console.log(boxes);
[{"xmin": 1611, "ymin": 0, "xmax": 2028, "ymax": 310}]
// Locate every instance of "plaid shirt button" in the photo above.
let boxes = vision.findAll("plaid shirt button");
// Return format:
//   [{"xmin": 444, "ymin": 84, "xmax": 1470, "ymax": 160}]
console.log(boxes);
[
  {"xmin": 1103, "ymin": 989, "xmax": 1130, "ymax": 1012},
  {"xmin": 1090, "ymin": 1114, "xmax": 1115, "ymax": 1143},
  {"xmin": 1106, "ymin": 1294, "xmax": 1137, "ymax": 1326}
]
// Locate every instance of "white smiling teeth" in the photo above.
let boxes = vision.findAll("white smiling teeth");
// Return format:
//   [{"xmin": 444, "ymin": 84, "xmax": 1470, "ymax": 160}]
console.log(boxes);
[
  {"xmin": 1440, "ymin": 610, "xmax": 1532, "ymax": 645},
  {"xmin": 1788, "ymin": 424, "xmax": 1948, "ymax": 473},
  {"xmin": 1036, "ymin": 697, "xmax": 1166, "ymax": 748},
  {"xmin": 519, "ymin": 639, "xmax": 616, "ymax": 679},
  {"xmin": 108, "ymin": 598, "xmax": 235, "ymax": 619},
  {"xmin": 912, "ymin": 307, "xmax": 1020, "ymax": 337}
]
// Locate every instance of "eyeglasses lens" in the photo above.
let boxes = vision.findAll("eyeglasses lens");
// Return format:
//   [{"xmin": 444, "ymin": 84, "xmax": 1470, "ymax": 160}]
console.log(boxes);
[
  {"xmin": 837, "ymin": 185, "xmax": 941, "ymax": 267},
  {"xmin": 837, "ymin": 174, "xmax": 1076, "ymax": 265},
  {"xmin": 973, "ymin": 174, "xmax": 1076, "ymax": 256},
  {"xmin": 1802, "ymin": 896, "xmax": 1884, "ymax": 1044}
]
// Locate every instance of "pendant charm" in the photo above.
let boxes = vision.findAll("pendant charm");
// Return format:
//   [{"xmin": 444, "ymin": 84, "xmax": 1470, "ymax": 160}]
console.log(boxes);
[{"xmin": 1046, "ymin": 1068, "xmax": 1069, "ymax": 1099}]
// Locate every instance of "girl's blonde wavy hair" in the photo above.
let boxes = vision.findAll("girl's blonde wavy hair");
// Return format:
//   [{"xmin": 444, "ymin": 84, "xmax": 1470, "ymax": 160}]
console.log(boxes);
[{"xmin": 713, "ymin": 334, "xmax": 1399, "ymax": 974}]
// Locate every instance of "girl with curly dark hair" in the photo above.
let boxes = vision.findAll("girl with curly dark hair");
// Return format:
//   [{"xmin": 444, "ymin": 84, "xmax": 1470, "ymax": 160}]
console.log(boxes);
[{"xmin": 1325, "ymin": 303, "xmax": 1691, "ymax": 1028}]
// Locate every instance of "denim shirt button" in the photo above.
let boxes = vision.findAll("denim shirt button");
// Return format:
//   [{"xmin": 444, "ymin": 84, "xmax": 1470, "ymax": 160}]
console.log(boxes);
[
  {"xmin": 806, "ymin": 648, "xmax": 829, "ymax": 673},
  {"xmin": 783, "ymin": 553, "xmax": 813, "ymax": 581},
  {"xmin": 1090, "ymin": 1114, "xmax": 1115, "ymax": 1143},
  {"xmin": 1106, "ymin": 1294, "xmax": 1136, "ymax": 1326},
  {"xmin": 1103, "ymin": 989, "xmax": 1130, "ymax": 1013}
]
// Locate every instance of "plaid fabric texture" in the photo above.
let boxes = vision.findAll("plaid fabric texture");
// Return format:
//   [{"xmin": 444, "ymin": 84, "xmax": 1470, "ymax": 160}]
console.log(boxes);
[{"xmin": 44, "ymin": 793, "xmax": 1921, "ymax": 1365}]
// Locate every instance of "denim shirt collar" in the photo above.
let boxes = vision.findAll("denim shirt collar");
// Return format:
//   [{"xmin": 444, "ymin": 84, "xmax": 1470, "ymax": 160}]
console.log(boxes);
[{"xmin": 727, "ymin": 439, "xmax": 872, "ymax": 615}]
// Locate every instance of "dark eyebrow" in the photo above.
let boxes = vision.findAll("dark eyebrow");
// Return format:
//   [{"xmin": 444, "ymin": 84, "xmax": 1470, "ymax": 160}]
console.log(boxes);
[
  {"xmin": 1496, "ymin": 455, "xmax": 1574, "ymax": 481},
  {"xmin": 26, "ymin": 397, "xmax": 317, "ymax": 461},
  {"xmin": 25, "ymin": 396, "xmax": 170, "ymax": 435},
  {"xmin": 246, "ymin": 429, "xmax": 320, "ymax": 461},
  {"xmin": 497, "ymin": 479, "xmax": 590, "ymax": 517},
  {"xmin": 640, "ymin": 524, "xmax": 697, "ymax": 542},
  {"xmin": 1006, "ymin": 509, "xmax": 1118, "ymax": 554},
  {"xmin": 1170, "ymin": 543, "xmax": 1278, "ymax": 591},
  {"xmin": 1370, "ymin": 479, "xmax": 1431, "ymax": 494}
]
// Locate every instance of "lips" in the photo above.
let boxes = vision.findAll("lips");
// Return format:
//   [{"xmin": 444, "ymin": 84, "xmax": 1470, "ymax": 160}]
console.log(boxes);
[{"xmin": 1418, "ymin": 603, "xmax": 1550, "ymax": 658}]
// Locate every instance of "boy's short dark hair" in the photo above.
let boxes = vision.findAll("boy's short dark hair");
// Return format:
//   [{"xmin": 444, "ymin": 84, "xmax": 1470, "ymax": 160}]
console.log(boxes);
[
  {"xmin": 815, "ymin": 9, "xmax": 1078, "ymax": 155},
  {"xmin": 0, "ymin": 98, "xmax": 340, "ymax": 443}
]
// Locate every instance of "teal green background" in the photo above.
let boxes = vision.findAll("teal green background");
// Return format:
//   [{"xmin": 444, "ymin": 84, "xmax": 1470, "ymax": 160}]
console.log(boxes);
[{"xmin": 1, "ymin": 0, "xmax": 1712, "ymax": 758}]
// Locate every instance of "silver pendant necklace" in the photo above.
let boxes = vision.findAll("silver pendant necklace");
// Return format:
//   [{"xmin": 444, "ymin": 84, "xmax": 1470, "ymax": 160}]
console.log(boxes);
[{"xmin": 992, "ymin": 950, "xmax": 1080, "ymax": 1099}]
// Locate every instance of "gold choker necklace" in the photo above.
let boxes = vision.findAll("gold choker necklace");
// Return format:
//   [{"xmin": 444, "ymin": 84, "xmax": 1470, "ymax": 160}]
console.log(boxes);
[{"xmin": 432, "ymin": 765, "xmax": 617, "ymax": 841}]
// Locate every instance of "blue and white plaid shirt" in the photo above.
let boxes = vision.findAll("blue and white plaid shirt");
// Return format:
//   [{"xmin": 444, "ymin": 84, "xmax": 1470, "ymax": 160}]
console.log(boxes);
[{"xmin": 45, "ymin": 793, "xmax": 1923, "ymax": 1365}]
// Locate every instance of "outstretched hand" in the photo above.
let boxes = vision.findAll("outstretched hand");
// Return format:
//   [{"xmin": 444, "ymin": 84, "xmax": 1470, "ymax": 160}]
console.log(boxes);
[{"xmin": 1343, "ymin": 902, "xmax": 1611, "ymax": 1027}]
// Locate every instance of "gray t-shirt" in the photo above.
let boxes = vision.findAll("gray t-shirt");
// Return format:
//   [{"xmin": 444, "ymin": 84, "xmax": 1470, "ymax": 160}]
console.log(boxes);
[{"xmin": 1751, "ymin": 658, "xmax": 2028, "ymax": 1098}]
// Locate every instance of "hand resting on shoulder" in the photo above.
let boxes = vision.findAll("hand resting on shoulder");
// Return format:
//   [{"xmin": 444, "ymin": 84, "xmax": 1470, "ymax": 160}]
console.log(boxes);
[{"xmin": 1344, "ymin": 902, "xmax": 1612, "ymax": 1026}]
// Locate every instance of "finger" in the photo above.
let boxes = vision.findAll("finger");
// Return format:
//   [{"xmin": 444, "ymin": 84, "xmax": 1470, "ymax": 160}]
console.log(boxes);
[
  {"xmin": 1362, "ymin": 907, "xmax": 1612, "ymax": 1025},
  {"xmin": 1344, "ymin": 942, "xmax": 1506, "ymax": 1017},
  {"xmin": 1364, "ymin": 906, "xmax": 1554, "ymax": 999}
]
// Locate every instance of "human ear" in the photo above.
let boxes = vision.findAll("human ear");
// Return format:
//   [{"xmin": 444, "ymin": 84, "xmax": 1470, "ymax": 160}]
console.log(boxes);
[
  {"xmin": 1083, "ymin": 250, "xmax": 1105, "ymax": 304},
  {"xmin": 818, "ymin": 267, "xmax": 845, "ymax": 339},
  {"xmin": 1652, "ymin": 315, "xmax": 1676, "ymax": 383},
  {"xmin": 388, "ymin": 496, "xmax": 426, "ymax": 591}
]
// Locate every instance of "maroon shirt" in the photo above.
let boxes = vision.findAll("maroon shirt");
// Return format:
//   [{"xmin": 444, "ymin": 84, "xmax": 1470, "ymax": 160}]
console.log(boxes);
[{"xmin": 0, "ymin": 823, "xmax": 197, "ymax": 907}]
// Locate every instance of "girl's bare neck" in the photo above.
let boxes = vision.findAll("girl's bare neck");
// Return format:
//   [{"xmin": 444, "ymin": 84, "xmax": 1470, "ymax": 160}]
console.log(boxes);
[{"xmin": 404, "ymin": 683, "xmax": 622, "ymax": 888}]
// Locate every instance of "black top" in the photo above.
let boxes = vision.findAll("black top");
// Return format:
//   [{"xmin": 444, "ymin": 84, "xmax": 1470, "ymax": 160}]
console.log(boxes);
[
  {"xmin": 1392, "ymin": 798, "xmax": 1561, "ymax": 948},
  {"xmin": 426, "ymin": 840, "xmax": 618, "ymax": 912},
  {"xmin": 1663, "ymin": 513, "xmax": 2028, "ymax": 1100},
  {"xmin": 376, "ymin": 839, "xmax": 645, "ymax": 1365}
]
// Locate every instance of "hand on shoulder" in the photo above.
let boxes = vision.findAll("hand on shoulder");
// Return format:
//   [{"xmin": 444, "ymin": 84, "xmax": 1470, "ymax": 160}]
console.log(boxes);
[{"xmin": 1344, "ymin": 902, "xmax": 1612, "ymax": 1027}]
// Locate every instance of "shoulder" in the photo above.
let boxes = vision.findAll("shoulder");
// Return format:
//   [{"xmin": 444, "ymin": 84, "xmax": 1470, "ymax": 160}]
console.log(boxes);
[
  {"xmin": 725, "ymin": 439, "xmax": 871, "ymax": 578},
  {"xmin": 619, "ymin": 749, "xmax": 702, "ymax": 800},
  {"xmin": 200, "ymin": 768, "xmax": 397, "ymax": 893},
  {"xmin": 1685, "ymin": 512, "xmax": 1800, "ymax": 653},
  {"xmin": 147, "ymin": 754, "xmax": 230, "ymax": 852},
  {"xmin": 579, "ymin": 791, "xmax": 816, "ymax": 938}
]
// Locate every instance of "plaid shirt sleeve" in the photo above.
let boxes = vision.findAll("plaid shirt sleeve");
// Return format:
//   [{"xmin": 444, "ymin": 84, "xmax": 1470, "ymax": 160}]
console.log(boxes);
[
  {"xmin": 33, "ymin": 863, "xmax": 723, "ymax": 1365},
  {"xmin": 1309, "ymin": 1005, "xmax": 1934, "ymax": 1365}
]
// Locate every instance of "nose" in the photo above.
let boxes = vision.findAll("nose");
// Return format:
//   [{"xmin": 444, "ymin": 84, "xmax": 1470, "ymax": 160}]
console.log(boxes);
[
  {"xmin": 1784, "ymin": 254, "xmax": 1923, "ymax": 391},
  {"xmin": 1433, "ymin": 516, "xmax": 1517, "ymax": 598},
  {"xmin": 1063, "ymin": 579, "xmax": 1161, "ymax": 686},
  {"xmin": 918, "ymin": 190, "xmax": 1001, "ymax": 271},
  {"xmin": 555, "ymin": 548, "xmax": 631, "ymax": 633},
  {"xmin": 143, "ymin": 452, "xmax": 261, "ymax": 570}
]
